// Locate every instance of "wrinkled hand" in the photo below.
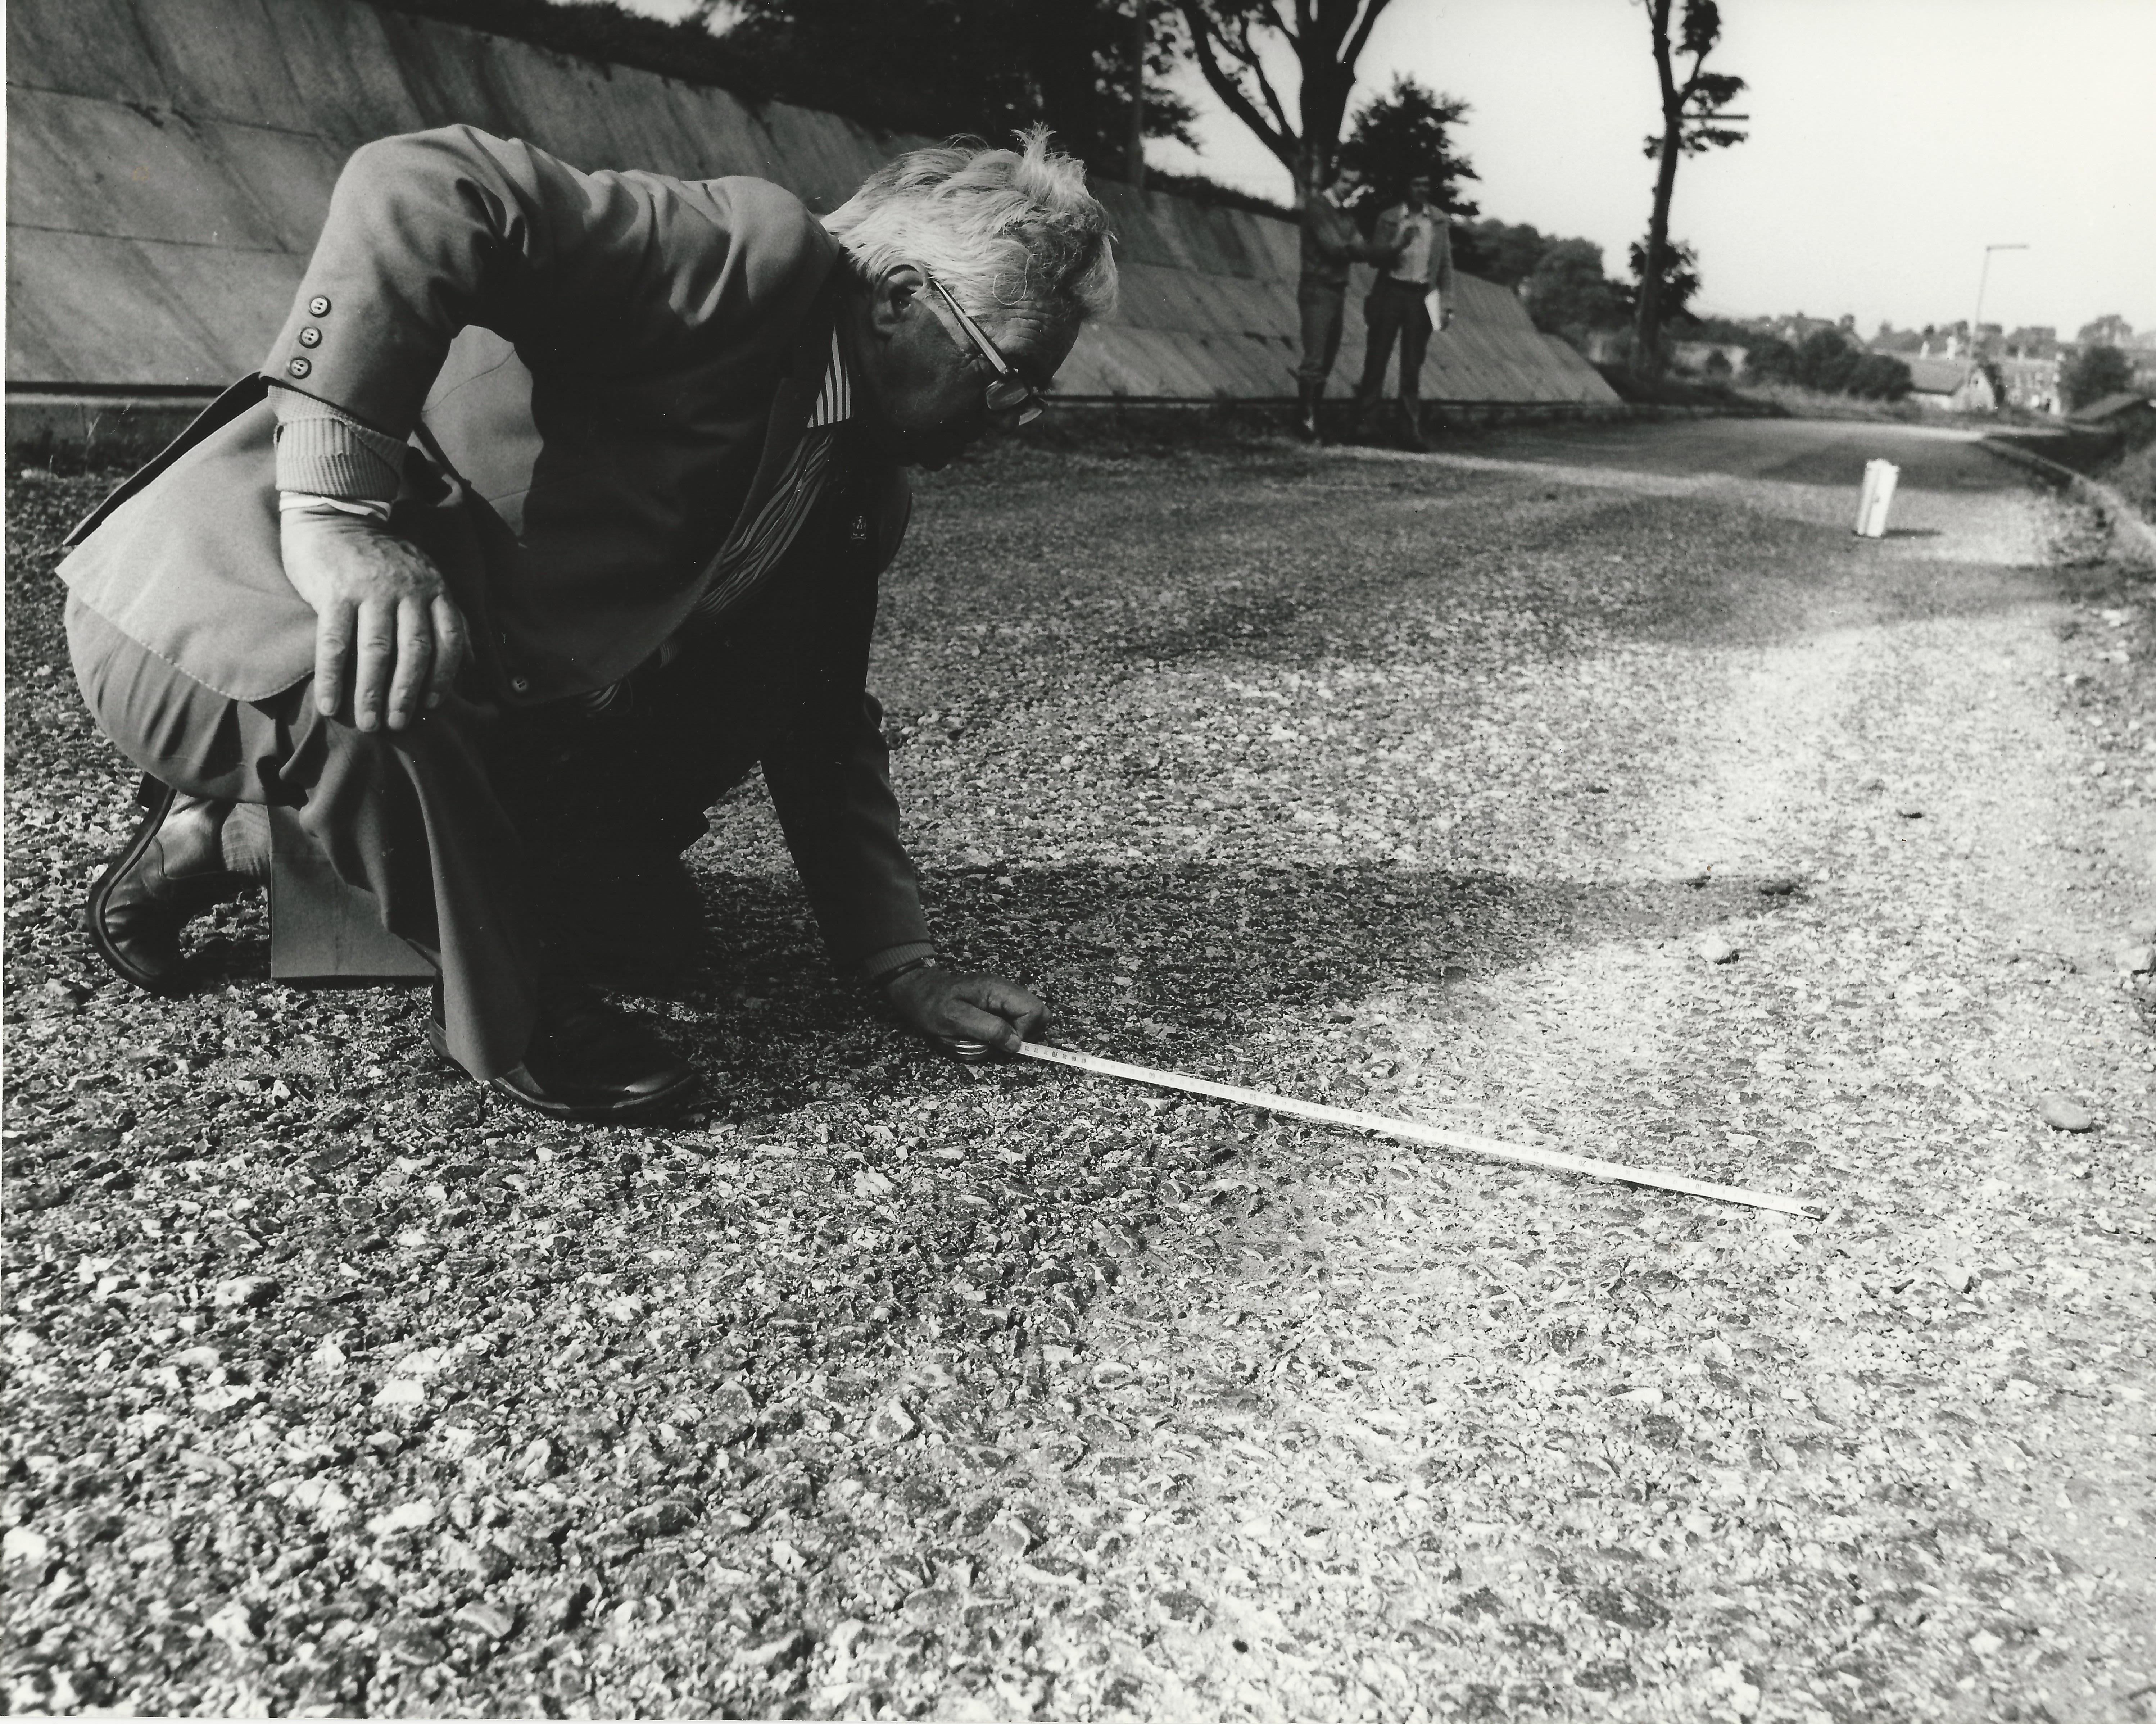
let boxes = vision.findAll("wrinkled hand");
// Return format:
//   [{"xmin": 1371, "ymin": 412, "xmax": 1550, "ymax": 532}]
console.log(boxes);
[
  {"xmin": 280, "ymin": 509, "xmax": 469, "ymax": 732},
  {"xmin": 885, "ymin": 966, "xmax": 1047, "ymax": 1057}
]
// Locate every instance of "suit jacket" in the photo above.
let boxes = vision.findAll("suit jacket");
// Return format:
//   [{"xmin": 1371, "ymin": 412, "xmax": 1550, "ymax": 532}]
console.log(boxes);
[
  {"xmin": 60, "ymin": 126, "xmax": 907, "ymax": 705},
  {"xmin": 1299, "ymin": 192, "xmax": 1392, "ymax": 291},
  {"xmin": 1369, "ymin": 204, "xmax": 1454, "ymax": 299},
  {"xmin": 59, "ymin": 127, "xmax": 927, "ymax": 967}
]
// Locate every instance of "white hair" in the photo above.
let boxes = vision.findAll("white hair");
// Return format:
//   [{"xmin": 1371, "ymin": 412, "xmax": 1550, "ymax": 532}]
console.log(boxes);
[{"xmin": 824, "ymin": 127, "xmax": 1118, "ymax": 338}]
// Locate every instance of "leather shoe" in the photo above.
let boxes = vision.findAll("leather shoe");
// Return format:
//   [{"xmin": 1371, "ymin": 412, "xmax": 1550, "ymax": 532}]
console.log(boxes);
[
  {"xmin": 86, "ymin": 776, "xmax": 254, "ymax": 995},
  {"xmin": 427, "ymin": 974, "xmax": 700, "ymax": 1122}
]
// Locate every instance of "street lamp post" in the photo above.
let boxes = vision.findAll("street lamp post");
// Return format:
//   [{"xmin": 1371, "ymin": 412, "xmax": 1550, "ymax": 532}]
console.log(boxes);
[{"xmin": 1971, "ymin": 242, "xmax": 2029, "ymax": 361}]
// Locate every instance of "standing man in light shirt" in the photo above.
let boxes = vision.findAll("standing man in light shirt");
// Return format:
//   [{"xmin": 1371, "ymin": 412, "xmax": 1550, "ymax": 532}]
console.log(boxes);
[
  {"xmin": 1351, "ymin": 171, "xmax": 1455, "ymax": 451},
  {"xmin": 1293, "ymin": 162, "xmax": 1405, "ymax": 442}
]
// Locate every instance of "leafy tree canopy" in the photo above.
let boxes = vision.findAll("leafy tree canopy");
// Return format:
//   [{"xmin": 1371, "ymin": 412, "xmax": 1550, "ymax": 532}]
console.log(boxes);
[
  {"xmin": 1743, "ymin": 336, "xmax": 1796, "ymax": 384},
  {"xmin": 1526, "ymin": 239, "xmax": 1626, "ymax": 342},
  {"xmin": 2076, "ymin": 313, "xmax": 2135, "ymax": 348},
  {"xmin": 1846, "ymin": 353, "xmax": 1913, "ymax": 401},
  {"xmin": 1451, "ymin": 219, "xmax": 1547, "ymax": 288},
  {"xmin": 1337, "ymin": 75, "xmax": 1478, "ymax": 216},
  {"xmin": 1625, "ymin": 238, "xmax": 1700, "ymax": 323},
  {"xmin": 373, "ymin": 0, "xmax": 1197, "ymax": 181},
  {"xmin": 2064, "ymin": 345, "xmax": 2136, "ymax": 411},
  {"xmin": 725, "ymin": 0, "xmax": 1196, "ymax": 174}
]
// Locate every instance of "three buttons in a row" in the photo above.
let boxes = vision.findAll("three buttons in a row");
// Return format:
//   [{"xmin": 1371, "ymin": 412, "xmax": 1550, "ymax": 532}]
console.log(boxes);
[{"xmin": 286, "ymin": 295, "xmax": 334, "ymax": 379}]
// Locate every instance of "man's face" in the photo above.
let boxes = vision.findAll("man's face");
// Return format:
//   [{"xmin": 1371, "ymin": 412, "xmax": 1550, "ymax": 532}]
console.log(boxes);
[
  {"xmin": 1406, "ymin": 175, "xmax": 1431, "ymax": 209},
  {"xmin": 851, "ymin": 266, "xmax": 1076, "ymax": 469},
  {"xmin": 1330, "ymin": 167, "xmax": 1363, "ymax": 200}
]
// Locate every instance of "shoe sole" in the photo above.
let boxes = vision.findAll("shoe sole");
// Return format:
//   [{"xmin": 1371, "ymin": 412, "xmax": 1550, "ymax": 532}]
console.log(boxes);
[
  {"xmin": 85, "ymin": 775, "xmax": 189, "ymax": 995},
  {"xmin": 424, "ymin": 1018, "xmax": 702, "ymax": 1123}
]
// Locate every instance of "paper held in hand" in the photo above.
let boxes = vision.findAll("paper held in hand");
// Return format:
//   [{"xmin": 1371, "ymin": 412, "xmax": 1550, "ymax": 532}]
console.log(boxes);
[{"xmin": 1015, "ymin": 1041, "xmax": 1819, "ymax": 1219}]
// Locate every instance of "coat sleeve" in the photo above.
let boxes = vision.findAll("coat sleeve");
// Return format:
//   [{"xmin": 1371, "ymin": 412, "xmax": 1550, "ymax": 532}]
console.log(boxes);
[
  {"xmin": 760, "ymin": 461, "xmax": 929, "ymax": 972},
  {"xmin": 762, "ymin": 694, "xmax": 932, "ymax": 971},
  {"xmin": 1304, "ymin": 201, "xmax": 1382, "ymax": 267},
  {"xmin": 1368, "ymin": 208, "xmax": 1400, "ymax": 267},
  {"xmin": 264, "ymin": 126, "xmax": 779, "ymax": 437}
]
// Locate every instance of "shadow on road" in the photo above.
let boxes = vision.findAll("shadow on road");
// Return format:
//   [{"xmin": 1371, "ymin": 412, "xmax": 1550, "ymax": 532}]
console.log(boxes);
[{"xmin": 155, "ymin": 856, "xmax": 1804, "ymax": 1120}]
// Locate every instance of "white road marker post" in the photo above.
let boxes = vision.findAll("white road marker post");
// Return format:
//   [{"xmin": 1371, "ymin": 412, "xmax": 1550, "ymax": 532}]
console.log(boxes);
[
  {"xmin": 1854, "ymin": 458, "xmax": 1899, "ymax": 538},
  {"xmin": 1015, "ymin": 1042, "xmax": 1820, "ymax": 1219}
]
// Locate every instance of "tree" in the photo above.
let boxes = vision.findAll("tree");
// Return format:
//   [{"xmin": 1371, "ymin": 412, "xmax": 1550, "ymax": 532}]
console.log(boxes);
[
  {"xmin": 1337, "ymin": 75, "xmax": 1479, "ymax": 214},
  {"xmin": 1846, "ymin": 353, "xmax": 1912, "ymax": 401},
  {"xmin": 1174, "ymin": 0, "xmax": 1392, "ymax": 198},
  {"xmin": 1524, "ymin": 238, "xmax": 1626, "ymax": 346},
  {"xmin": 1633, "ymin": 0, "xmax": 1746, "ymax": 376},
  {"xmin": 2076, "ymin": 313, "xmax": 2134, "ymax": 349},
  {"xmin": 2063, "ymin": 345, "xmax": 2135, "ymax": 411},
  {"xmin": 1453, "ymin": 218, "xmax": 1547, "ymax": 287},
  {"xmin": 1742, "ymin": 336, "xmax": 1796, "ymax": 384},
  {"xmin": 1794, "ymin": 327, "xmax": 1856, "ymax": 392},
  {"xmin": 1625, "ymin": 237, "xmax": 1700, "ymax": 327},
  {"xmin": 724, "ymin": 0, "xmax": 1195, "ymax": 176}
]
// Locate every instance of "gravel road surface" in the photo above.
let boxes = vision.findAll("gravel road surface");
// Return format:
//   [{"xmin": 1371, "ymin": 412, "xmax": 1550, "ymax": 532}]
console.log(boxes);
[{"xmin": 5, "ymin": 417, "xmax": 2153, "ymax": 1720}]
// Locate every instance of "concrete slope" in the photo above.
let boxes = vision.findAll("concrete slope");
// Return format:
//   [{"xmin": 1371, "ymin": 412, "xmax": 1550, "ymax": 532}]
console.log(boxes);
[{"xmin": 5, "ymin": 0, "xmax": 1619, "ymax": 407}]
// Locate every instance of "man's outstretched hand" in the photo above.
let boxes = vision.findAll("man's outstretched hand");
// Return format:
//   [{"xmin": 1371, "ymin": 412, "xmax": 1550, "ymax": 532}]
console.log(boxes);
[
  {"xmin": 280, "ymin": 509, "xmax": 470, "ymax": 733},
  {"xmin": 885, "ymin": 966, "xmax": 1047, "ymax": 1057}
]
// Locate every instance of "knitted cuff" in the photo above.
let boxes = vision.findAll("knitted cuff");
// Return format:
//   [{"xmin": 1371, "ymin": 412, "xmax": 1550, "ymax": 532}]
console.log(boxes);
[
  {"xmin": 272, "ymin": 409, "xmax": 406, "ymax": 503},
  {"xmin": 863, "ymin": 941, "xmax": 939, "ymax": 989}
]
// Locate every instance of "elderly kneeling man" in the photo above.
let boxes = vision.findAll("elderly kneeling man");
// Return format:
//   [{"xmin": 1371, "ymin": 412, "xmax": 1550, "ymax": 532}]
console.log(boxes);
[{"xmin": 60, "ymin": 126, "xmax": 1115, "ymax": 1121}]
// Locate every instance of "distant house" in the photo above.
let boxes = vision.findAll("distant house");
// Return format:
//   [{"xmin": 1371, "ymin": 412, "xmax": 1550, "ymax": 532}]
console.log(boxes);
[
  {"xmin": 1903, "ymin": 356, "xmax": 1999, "ymax": 413},
  {"xmin": 1998, "ymin": 354, "xmax": 2062, "ymax": 414}
]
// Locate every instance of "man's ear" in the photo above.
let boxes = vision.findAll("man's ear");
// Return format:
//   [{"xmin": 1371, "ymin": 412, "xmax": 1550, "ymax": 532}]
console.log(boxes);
[{"xmin": 869, "ymin": 264, "xmax": 928, "ymax": 340}]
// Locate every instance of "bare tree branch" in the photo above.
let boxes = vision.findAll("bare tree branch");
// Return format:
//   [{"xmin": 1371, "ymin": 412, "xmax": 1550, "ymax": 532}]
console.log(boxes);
[
  {"xmin": 1340, "ymin": 0, "xmax": 1391, "ymax": 72},
  {"xmin": 1176, "ymin": 2, "xmax": 1296, "ymax": 167},
  {"xmin": 1235, "ymin": 15, "xmax": 1294, "ymax": 138}
]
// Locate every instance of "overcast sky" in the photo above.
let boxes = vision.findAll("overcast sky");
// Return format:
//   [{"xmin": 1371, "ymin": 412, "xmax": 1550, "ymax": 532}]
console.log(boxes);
[
  {"xmin": 1149, "ymin": 0, "xmax": 2156, "ymax": 337},
  {"xmin": 614, "ymin": 0, "xmax": 2154, "ymax": 339}
]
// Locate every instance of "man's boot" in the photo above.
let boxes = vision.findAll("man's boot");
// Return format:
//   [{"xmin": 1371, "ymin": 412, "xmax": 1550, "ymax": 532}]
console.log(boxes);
[
  {"xmin": 1292, "ymin": 380, "xmax": 1322, "ymax": 442},
  {"xmin": 86, "ymin": 777, "xmax": 267, "ymax": 994},
  {"xmin": 1346, "ymin": 388, "xmax": 1376, "ymax": 444},
  {"xmin": 1399, "ymin": 396, "xmax": 1430, "ymax": 453},
  {"xmin": 427, "ymin": 971, "xmax": 700, "ymax": 1122}
]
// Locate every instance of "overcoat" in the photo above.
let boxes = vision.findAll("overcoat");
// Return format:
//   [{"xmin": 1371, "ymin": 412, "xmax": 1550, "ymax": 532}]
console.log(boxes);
[{"xmin": 59, "ymin": 126, "xmax": 911, "ymax": 706}]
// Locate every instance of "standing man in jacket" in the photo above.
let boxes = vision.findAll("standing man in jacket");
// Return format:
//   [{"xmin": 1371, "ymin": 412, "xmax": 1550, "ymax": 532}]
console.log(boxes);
[
  {"xmin": 1293, "ymin": 162, "xmax": 1403, "ymax": 441},
  {"xmin": 1351, "ymin": 171, "xmax": 1455, "ymax": 450},
  {"xmin": 62, "ymin": 126, "xmax": 1116, "ymax": 1122}
]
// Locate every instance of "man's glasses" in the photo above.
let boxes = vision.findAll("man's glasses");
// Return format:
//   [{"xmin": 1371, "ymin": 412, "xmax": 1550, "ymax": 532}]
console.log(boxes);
[{"xmin": 923, "ymin": 275, "xmax": 1045, "ymax": 425}]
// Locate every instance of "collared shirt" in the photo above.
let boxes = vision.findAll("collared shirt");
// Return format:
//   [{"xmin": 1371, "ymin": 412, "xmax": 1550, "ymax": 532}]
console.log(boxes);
[{"xmin": 1389, "ymin": 208, "xmax": 1439, "ymax": 286}]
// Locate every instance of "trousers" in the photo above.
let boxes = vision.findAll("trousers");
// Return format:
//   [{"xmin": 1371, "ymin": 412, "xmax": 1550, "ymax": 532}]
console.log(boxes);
[
  {"xmin": 67, "ymin": 595, "xmax": 540, "ymax": 1078},
  {"xmin": 1356, "ymin": 277, "xmax": 1434, "ymax": 404},
  {"xmin": 1296, "ymin": 281, "xmax": 1348, "ymax": 388}
]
